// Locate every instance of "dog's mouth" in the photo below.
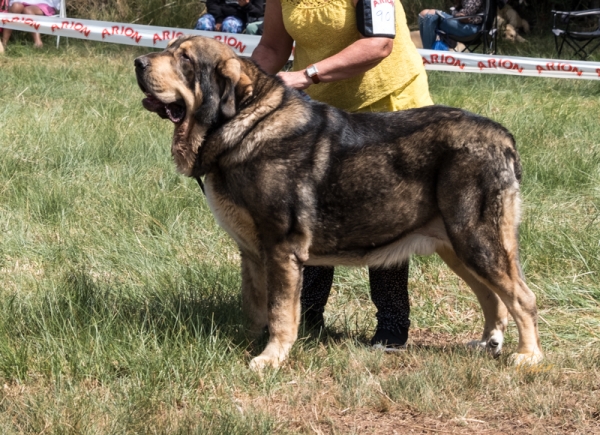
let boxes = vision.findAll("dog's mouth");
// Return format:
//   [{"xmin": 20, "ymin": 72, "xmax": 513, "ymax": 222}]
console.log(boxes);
[{"xmin": 142, "ymin": 93, "xmax": 186, "ymax": 124}]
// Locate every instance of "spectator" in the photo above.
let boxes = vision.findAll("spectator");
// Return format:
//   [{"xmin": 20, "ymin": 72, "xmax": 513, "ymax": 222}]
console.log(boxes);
[
  {"xmin": 1, "ymin": 0, "xmax": 60, "ymax": 49},
  {"xmin": 419, "ymin": 0, "xmax": 484, "ymax": 50},
  {"xmin": 195, "ymin": 0, "xmax": 264, "ymax": 34}
]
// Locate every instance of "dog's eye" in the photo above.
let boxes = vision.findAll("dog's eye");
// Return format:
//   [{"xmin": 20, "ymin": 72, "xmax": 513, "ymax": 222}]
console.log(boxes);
[{"xmin": 181, "ymin": 53, "xmax": 191, "ymax": 62}]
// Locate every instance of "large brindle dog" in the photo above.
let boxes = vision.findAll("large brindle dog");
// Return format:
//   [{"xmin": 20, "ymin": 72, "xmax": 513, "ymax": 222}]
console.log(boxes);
[{"xmin": 135, "ymin": 35, "xmax": 543, "ymax": 369}]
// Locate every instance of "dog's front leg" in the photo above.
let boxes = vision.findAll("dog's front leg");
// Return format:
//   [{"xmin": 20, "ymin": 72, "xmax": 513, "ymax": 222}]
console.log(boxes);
[
  {"xmin": 249, "ymin": 244, "xmax": 303, "ymax": 370},
  {"xmin": 241, "ymin": 251, "xmax": 268, "ymax": 337}
]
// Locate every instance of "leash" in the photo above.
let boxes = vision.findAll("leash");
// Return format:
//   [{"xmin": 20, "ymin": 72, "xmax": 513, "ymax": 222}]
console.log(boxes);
[{"xmin": 194, "ymin": 175, "xmax": 205, "ymax": 195}]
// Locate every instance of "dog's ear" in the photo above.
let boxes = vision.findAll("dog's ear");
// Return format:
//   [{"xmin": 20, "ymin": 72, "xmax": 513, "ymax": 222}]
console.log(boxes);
[
  {"xmin": 216, "ymin": 58, "xmax": 253, "ymax": 119},
  {"xmin": 167, "ymin": 36, "xmax": 182, "ymax": 48}
]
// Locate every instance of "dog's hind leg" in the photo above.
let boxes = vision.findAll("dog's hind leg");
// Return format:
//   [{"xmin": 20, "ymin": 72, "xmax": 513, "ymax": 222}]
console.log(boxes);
[
  {"xmin": 446, "ymin": 236, "xmax": 543, "ymax": 365},
  {"xmin": 437, "ymin": 246, "xmax": 508, "ymax": 357},
  {"xmin": 473, "ymin": 266, "xmax": 542, "ymax": 366},
  {"xmin": 241, "ymin": 251, "xmax": 269, "ymax": 338},
  {"xmin": 443, "ymin": 217, "xmax": 543, "ymax": 365},
  {"xmin": 438, "ymin": 154, "xmax": 542, "ymax": 365},
  {"xmin": 249, "ymin": 243, "xmax": 304, "ymax": 370}
]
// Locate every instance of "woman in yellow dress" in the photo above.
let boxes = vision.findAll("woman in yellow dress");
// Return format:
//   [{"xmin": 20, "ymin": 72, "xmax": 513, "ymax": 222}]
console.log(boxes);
[{"xmin": 251, "ymin": 0, "xmax": 432, "ymax": 349}]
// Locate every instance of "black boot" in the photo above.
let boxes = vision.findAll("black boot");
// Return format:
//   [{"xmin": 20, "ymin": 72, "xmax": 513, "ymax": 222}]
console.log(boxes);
[
  {"xmin": 301, "ymin": 308, "xmax": 325, "ymax": 332},
  {"xmin": 371, "ymin": 327, "xmax": 408, "ymax": 352}
]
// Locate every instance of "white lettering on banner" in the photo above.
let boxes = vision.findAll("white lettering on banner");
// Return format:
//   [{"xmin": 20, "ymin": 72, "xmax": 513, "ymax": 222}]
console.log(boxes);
[{"xmin": 2, "ymin": 13, "xmax": 600, "ymax": 80}]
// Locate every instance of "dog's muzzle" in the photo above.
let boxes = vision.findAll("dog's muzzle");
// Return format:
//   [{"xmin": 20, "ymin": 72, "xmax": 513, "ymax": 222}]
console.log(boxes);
[{"xmin": 134, "ymin": 56, "xmax": 187, "ymax": 124}]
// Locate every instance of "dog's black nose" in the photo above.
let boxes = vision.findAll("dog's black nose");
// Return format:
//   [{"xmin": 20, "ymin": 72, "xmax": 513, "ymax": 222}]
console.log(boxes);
[{"xmin": 135, "ymin": 57, "xmax": 149, "ymax": 70}]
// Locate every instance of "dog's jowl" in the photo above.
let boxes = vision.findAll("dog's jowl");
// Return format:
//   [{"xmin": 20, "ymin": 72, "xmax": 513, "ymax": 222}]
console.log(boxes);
[{"xmin": 135, "ymin": 36, "xmax": 543, "ymax": 370}]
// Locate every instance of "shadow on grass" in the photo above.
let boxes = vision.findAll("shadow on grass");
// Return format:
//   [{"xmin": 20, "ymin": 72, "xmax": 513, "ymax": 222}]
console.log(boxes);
[{"xmin": 1, "ymin": 265, "xmax": 251, "ymax": 353}]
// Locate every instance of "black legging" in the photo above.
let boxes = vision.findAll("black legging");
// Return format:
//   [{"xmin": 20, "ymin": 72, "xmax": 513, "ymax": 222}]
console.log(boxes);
[{"xmin": 300, "ymin": 263, "xmax": 411, "ymax": 335}]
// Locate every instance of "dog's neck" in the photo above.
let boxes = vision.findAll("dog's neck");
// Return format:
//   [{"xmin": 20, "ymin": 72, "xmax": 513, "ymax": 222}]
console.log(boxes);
[{"xmin": 192, "ymin": 60, "xmax": 298, "ymax": 178}]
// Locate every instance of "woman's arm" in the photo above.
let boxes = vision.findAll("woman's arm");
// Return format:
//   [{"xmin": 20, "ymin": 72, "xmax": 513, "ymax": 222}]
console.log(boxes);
[
  {"xmin": 250, "ymin": 0, "xmax": 294, "ymax": 74},
  {"xmin": 275, "ymin": 0, "xmax": 394, "ymax": 90},
  {"xmin": 278, "ymin": 37, "xmax": 393, "ymax": 90},
  {"xmin": 252, "ymin": 0, "xmax": 393, "ymax": 88}
]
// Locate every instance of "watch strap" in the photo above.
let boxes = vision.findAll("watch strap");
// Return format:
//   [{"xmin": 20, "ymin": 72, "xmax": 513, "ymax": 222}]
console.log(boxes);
[{"xmin": 306, "ymin": 64, "xmax": 320, "ymax": 84}]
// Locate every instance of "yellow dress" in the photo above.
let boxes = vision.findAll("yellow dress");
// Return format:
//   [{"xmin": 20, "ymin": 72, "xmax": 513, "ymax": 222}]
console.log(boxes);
[{"xmin": 281, "ymin": 0, "xmax": 433, "ymax": 113}]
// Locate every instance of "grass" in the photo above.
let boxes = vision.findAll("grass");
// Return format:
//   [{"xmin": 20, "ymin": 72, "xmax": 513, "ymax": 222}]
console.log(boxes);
[{"xmin": 0, "ymin": 35, "xmax": 599, "ymax": 434}]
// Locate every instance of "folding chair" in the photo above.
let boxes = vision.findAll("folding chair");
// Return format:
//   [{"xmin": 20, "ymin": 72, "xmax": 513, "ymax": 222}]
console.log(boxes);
[
  {"xmin": 437, "ymin": 0, "xmax": 498, "ymax": 54},
  {"xmin": 54, "ymin": 0, "xmax": 66, "ymax": 48},
  {"xmin": 552, "ymin": 8, "xmax": 600, "ymax": 59}
]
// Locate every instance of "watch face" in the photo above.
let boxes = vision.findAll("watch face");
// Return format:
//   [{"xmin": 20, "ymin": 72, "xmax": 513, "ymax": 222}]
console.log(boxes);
[{"xmin": 307, "ymin": 65, "xmax": 318, "ymax": 77}]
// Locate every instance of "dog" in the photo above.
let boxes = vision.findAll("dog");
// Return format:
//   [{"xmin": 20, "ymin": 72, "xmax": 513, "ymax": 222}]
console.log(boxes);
[
  {"xmin": 498, "ymin": 4, "xmax": 530, "ymax": 42},
  {"xmin": 134, "ymin": 35, "xmax": 543, "ymax": 370},
  {"xmin": 504, "ymin": 22, "xmax": 527, "ymax": 43}
]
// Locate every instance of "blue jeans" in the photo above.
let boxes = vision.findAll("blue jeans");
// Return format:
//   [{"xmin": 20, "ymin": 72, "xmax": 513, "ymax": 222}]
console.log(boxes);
[
  {"xmin": 418, "ymin": 11, "xmax": 480, "ymax": 50},
  {"xmin": 195, "ymin": 14, "xmax": 244, "ymax": 33}
]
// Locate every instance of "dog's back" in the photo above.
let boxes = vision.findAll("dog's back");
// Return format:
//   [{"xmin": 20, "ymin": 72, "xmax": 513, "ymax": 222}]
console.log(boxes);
[{"xmin": 282, "ymin": 103, "xmax": 521, "ymax": 260}]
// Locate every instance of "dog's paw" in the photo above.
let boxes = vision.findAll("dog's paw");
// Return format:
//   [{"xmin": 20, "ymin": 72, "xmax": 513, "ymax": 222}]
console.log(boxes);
[
  {"xmin": 467, "ymin": 332, "xmax": 503, "ymax": 357},
  {"xmin": 508, "ymin": 351, "xmax": 544, "ymax": 366},
  {"xmin": 249, "ymin": 355, "xmax": 281, "ymax": 371},
  {"xmin": 467, "ymin": 339, "xmax": 487, "ymax": 350}
]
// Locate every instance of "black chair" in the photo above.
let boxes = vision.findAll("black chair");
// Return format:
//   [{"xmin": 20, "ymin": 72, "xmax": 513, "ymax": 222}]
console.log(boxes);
[
  {"xmin": 437, "ymin": 0, "xmax": 498, "ymax": 54},
  {"xmin": 552, "ymin": 8, "xmax": 600, "ymax": 59}
]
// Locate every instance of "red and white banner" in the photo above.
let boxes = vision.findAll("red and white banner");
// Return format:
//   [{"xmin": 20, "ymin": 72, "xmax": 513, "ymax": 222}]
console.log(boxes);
[
  {"xmin": 0, "ymin": 13, "xmax": 259, "ymax": 55},
  {"xmin": 2, "ymin": 13, "xmax": 600, "ymax": 80},
  {"xmin": 420, "ymin": 49, "xmax": 600, "ymax": 80}
]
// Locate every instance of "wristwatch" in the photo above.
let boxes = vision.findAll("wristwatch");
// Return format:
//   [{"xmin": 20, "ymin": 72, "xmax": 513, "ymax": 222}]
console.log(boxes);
[{"xmin": 305, "ymin": 64, "xmax": 320, "ymax": 84}]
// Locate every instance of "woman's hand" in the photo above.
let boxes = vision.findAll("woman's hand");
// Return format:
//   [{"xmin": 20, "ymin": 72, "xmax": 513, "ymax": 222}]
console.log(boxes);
[{"xmin": 277, "ymin": 70, "xmax": 312, "ymax": 90}]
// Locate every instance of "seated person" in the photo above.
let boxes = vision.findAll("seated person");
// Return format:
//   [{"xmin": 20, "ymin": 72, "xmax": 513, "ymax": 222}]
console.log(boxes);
[
  {"xmin": 418, "ymin": 0, "xmax": 484, "ymax": 50},
  {"xmin": 1, "ymin": 0, "xmax": 60, "ymax": 49},
  {"xmin": 195, "ymin": 0, "xmax": 264, "ymax": 35}
]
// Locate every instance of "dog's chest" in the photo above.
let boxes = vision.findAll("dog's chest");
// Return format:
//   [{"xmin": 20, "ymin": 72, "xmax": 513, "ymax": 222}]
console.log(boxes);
[{"xmin": 203, "ymin": 176, "xmax": 260, "ymax": 255}]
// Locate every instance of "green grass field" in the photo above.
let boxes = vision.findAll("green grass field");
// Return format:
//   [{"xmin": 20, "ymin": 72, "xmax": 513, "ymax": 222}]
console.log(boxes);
[{"xmin": 0, "ymin": 34, "xmax": 599, "ymax": 434}]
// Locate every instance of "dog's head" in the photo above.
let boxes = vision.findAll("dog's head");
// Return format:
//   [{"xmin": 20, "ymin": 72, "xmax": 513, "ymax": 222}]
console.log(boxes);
[
  {"xmin": 135, "ymin": 36, "xmax": 253, "ymax": 176},
  {"xmin": 503, "ymin": 23, "xmax": 517, "ymax": 41}
]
